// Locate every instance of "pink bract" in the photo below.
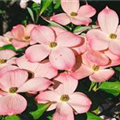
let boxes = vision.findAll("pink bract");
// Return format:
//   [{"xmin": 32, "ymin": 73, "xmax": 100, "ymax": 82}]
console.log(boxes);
[
  {"xmin": 25, "ymin": 26, "xmax": 82, "ymax": 70},
  {"xmin": 51, "ymin": 0, "xmax": 96, "ymax": 25},
  {"xmin": 0, "ymin": 69, "xmax": 52, "ymax": 115},
  {"xmin": 11, "ymin": 24, "xmax": 36, "ymax": 49},
  {"xmin": 36, "ymin": 75, "xmax": 91, "ymax": 120},
  {"xmin": 87, "ymin": 7, "xmax": 120, "ymax": 56}
]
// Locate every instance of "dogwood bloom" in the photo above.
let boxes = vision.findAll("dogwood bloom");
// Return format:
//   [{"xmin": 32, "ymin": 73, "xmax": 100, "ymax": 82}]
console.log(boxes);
[
  {"xmin": 75, "ymin": 50, "xmax": 115, "ymax": 82},
  {"xmin": 0, "ymin": 69, "xmax": 52, "ymax": 115},
  {"xmin": 11, "ymin": 24, "xmax": 36, "ymax": 49},
  {"xmin": 16, "ymin": 55, "xmax": 58, "ymax": 79},
  {"xmin": 36, "ymin": 76, "xmax": 91, "ymax": 120},
  {"xmin": 87, "ymin": 7, "xmax": 120, "ymax": 56},
  {"xmin": 0, "ymin": 50, "xmax": 16, "ymax": 68},
  {"xmin": 25, "ymin": 26, "xmax": 82, "ymax": 70},
  {"xmin": 51, "ymin": 0, "xmax": 96, "ymax": 25}
]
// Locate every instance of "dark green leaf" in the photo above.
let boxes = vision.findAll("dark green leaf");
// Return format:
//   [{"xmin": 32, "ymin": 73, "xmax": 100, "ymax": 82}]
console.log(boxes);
[
  {"xmin": 27, "ymin": 7, "xmax": 35, "ymax": 22},
  {"xmin": 99, "ymin": 81, "xmax": 120, "ymax": 96},
  {"xmin": 5, "ymin": 115, "xmax": 20, "ymax": 120},
  {"xmin": 30, "ymin": 103, "xmax": 51, "ymax": 119},
  {"xmin": 0, "ymin": 44, "xmax": 16, "ymax": 51},
  {"xmin": 87, "ymin": 112, "xmax": 103, "ymax": 120},
  {"xmin": 40, "ymin": 0, "xmax": 53, "ymax": 15}
]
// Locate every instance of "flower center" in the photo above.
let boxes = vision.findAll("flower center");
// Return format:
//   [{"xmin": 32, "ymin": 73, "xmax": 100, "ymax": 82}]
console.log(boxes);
[
  {"xmin": 9, "ymin": 87, "xmax": 18, "ymax": 93},
  {"xmin": 24, "ymin": 36, "xmax": 31, "ymax": 41},
  {"xmin": 92, "ymin": 65, "xmax": 99, "ymax": 72},
  {"xmin": 60, "ymin": 94, "xmax": 70, "ymax": 102},
  {"xmin": 70, "ymin": 12, "xmax": 78, "ymax": 17},
  {"xmin": 0, "ymin": 59, "xmax": 6, "ymax": 64},
  {"xmin": 49, "ymin": 42, "xmax": 57, "ymax": 48},
  {"xmin": 109, "ymin": 33, "xmax": 117, "ymax": 40}
]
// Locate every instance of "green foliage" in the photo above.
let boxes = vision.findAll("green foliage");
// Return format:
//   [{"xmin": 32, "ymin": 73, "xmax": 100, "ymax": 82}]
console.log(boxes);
[
  {"xmin": 30, "ymin": 103, "xmax": 51, "ymax": 119},
  {"xmin": 40, "ymin": 0, "xmax": 53, "ymax": 15},
  {"xmin": 99, "ymin": 81, "xmax": 120, "ymax": 96},
  {"xmin": 87, "ymin": 112, "xmax": 103, "ymax": 120},
  {"xmin": 5, "ymin": 115, "xmax": 20, "ymax": 120}
]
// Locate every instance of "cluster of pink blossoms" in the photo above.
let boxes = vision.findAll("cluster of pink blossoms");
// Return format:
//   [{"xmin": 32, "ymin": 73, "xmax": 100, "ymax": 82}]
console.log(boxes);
[{"xmin": 0, "ymin": 0, "xmax": 120, "ymax": 120}]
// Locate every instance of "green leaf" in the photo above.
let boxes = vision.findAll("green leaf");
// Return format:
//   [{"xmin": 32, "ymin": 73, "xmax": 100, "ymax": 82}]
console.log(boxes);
[
  {"xmin": 5, "ymin": 115, "xmax": 20, "ymax": 120},
  {"xmin": 87, "ymin": 112, "xmax": 103, "ymax": 120},
  {"xmin": 41, "ymin": 16, "xmax": 66, "ymax": 30},
  {"xmin": 53, "ymin": 0, "xmax": 61, "ymax": 9},
  {"xmin": 27, "ymin": 7, "xmax": 35, "ymax": 22},
  {"xmin": 30, "ymin": 103, "xmax": 51, "ymax": 119},
  {"xmin": 40, "ymin": 0, "xmax": 53, "ymax": 15},
  {"xmin": 47, "ymin": 116, "xmax": 52, "ymax": 120},
  {"xmin": 0, "ymin": 44, "xmax": 16, "ymax": 51},
  {"xmin": 99, "ymin": 81, "xmax": 120, "ymax": 96},
  {"xmin": 114, "ymin": 66, "xmax": 120, "ymax": 72}
]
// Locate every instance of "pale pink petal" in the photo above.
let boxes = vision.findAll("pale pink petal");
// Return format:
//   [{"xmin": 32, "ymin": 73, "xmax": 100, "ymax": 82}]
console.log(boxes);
[
  {"xmin": 0, "ymin": 36, "xmax": 8, "ymax": 47},
  {"xmin": 61, "ymin": 0, "xmax": 79, "ymax": 15},
  {"xmin": 98, "ymin": 7, "xmax": 119, "ymax": 34},
  {"xmin": 20, "ymin": 0, "xmax": 29, "ymax": 8},
  {"xmin": 0, "ymin": 69, "xmax": 28, "ymax": 92},
  {"xmin": 55, "ymin": 73, "xmax": 78, "ymax": 95},
  {"xmin": 78, "ymin": 5, "xmax": 96, "ymax": 18},
  {"xmin": 50, "ymin": 47, "xmax": 75, "ymax": 70},
  {"xmin": 68, "ymin": 92, "xmax": 92, "ymax": 114},
  {"xmin": 50, "ymin": 13, "xmax": 70, "ymax": 25},
  {"xmin": 87, "ymin": 29, "xmax": 109, "ymax": 51},
  {"xmin": 90, "ymin": 69, "xmax": 115, "ymax": 82},
  {"xmin": 17, "ymin": 77, "xmax": 52, "ymax": 93},
  {"xmin": 35, "ymin": 61, "xmax": 58, "ymax": 79},
  {"xmin": 53, "ymin": 103, "xmax": 74, "ymax": 120},
  {"xmin": 71, "ymin": 16, "xmax": 92, "ymax": 25},
  {"xmin": 109, "ymin": 40, "xmax": 120, "ymax": 56},
  {"xmin": 31, "ymin": 26, "xmax": 55, "ymax": 44},
  {"xmin": 25, "ymin": 45, "xmax": 50, "ymax": 62},
  {"xmin": 0, "ymin": 94, "xmax": 27, "ymax": 115},
  {"xmin": 25, "ymin": 24, "xmax": 36, "ymax": 36},
  {"xmin": 0, "ymin": 50, "xmax": 16, "ymax": 60},
  {"xmin": 86, "ymin": 49, "xmax": 110, "ymax": 66},
  {"xmin": 51, "ymin": 26, "xmax": 66, "ymax": 36},
  {"xmin": 16, "ymin": 55, "xmax": 39, "ymax": 72},
  {"xmin": 12, "ymin": 24, "xmax": 25, "ymax": 40},
  {"xmin": 104, "ymin": 50, "xmax": 120, "ymax": 60},
  {"xmin": 71, "ymin": 64, "xmax": 93, "ymax": 80},
  {"xmin": 11, "ymin": 40, "xmax": 29, "ymax": 49},
  {"xmin": 57, "ymin": 32, "xmax": 81, "ymax": 47},
  {"xmin": 36, "ymin": 91, "xmax": 60, "ymax": 103},
  {"xmin": 0, "ymin": 65, "xmax": 18, "ymax": 78}
]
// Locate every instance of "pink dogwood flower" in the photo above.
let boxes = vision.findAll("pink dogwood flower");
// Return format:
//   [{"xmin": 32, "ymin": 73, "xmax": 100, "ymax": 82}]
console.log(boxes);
[
  {"xmin": 75, "ymin": 50, "xmax": 115, "ymax": 82},
  {"xmin": 36, "ymin": 76, "xmax": 91, "ymax": 120},
  {"xmin": 16, "ymin": 55, "xmax": 58, "ymax": 79},
  {"xmin": 87, "ymin": 7, "xmax": 120, "ymax": 56},
  {"xmin": 0, "ymin": 69, "xmax": 52, "ymax": 115},
  {"xmin": 25, "ymin": 26, "xmax": 82, "ymax": 70},
  {"xmin": 11, "ymin": 24, "xmax": 36, "ymax": 49},
  {"xmin": 0, "ymin": 50, "xmax": 16, "ymax": 68},
  {"xmin": 51, "ymin": 0, "xmax": 96, "ymax": 25}
]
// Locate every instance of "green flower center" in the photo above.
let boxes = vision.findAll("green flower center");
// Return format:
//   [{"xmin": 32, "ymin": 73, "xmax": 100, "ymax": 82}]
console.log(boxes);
[
  {"xmin": 60, "ymin": 94, "xmax": 70, "ymax": 102},
  {"xmin": 92, "ymin": 65, "xmax": 99, "ymax": 72},
  {"xmin": 0, "ymin": 59, "xmax": 6, "ymax": 64},
  {"xmin": 9, "ymin": 87, "xmax": 18, "ymax": 93},
  {"xmin": 49, "ymin": 42, "xmax": 57, "ymax": 48},
  {"xmin": 70, "ymin": 12, "xmax": 78, "ymax": 17},
  {"xmin": 109, "ymin": 33, "xmax": 117, "ymax": 39}
]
